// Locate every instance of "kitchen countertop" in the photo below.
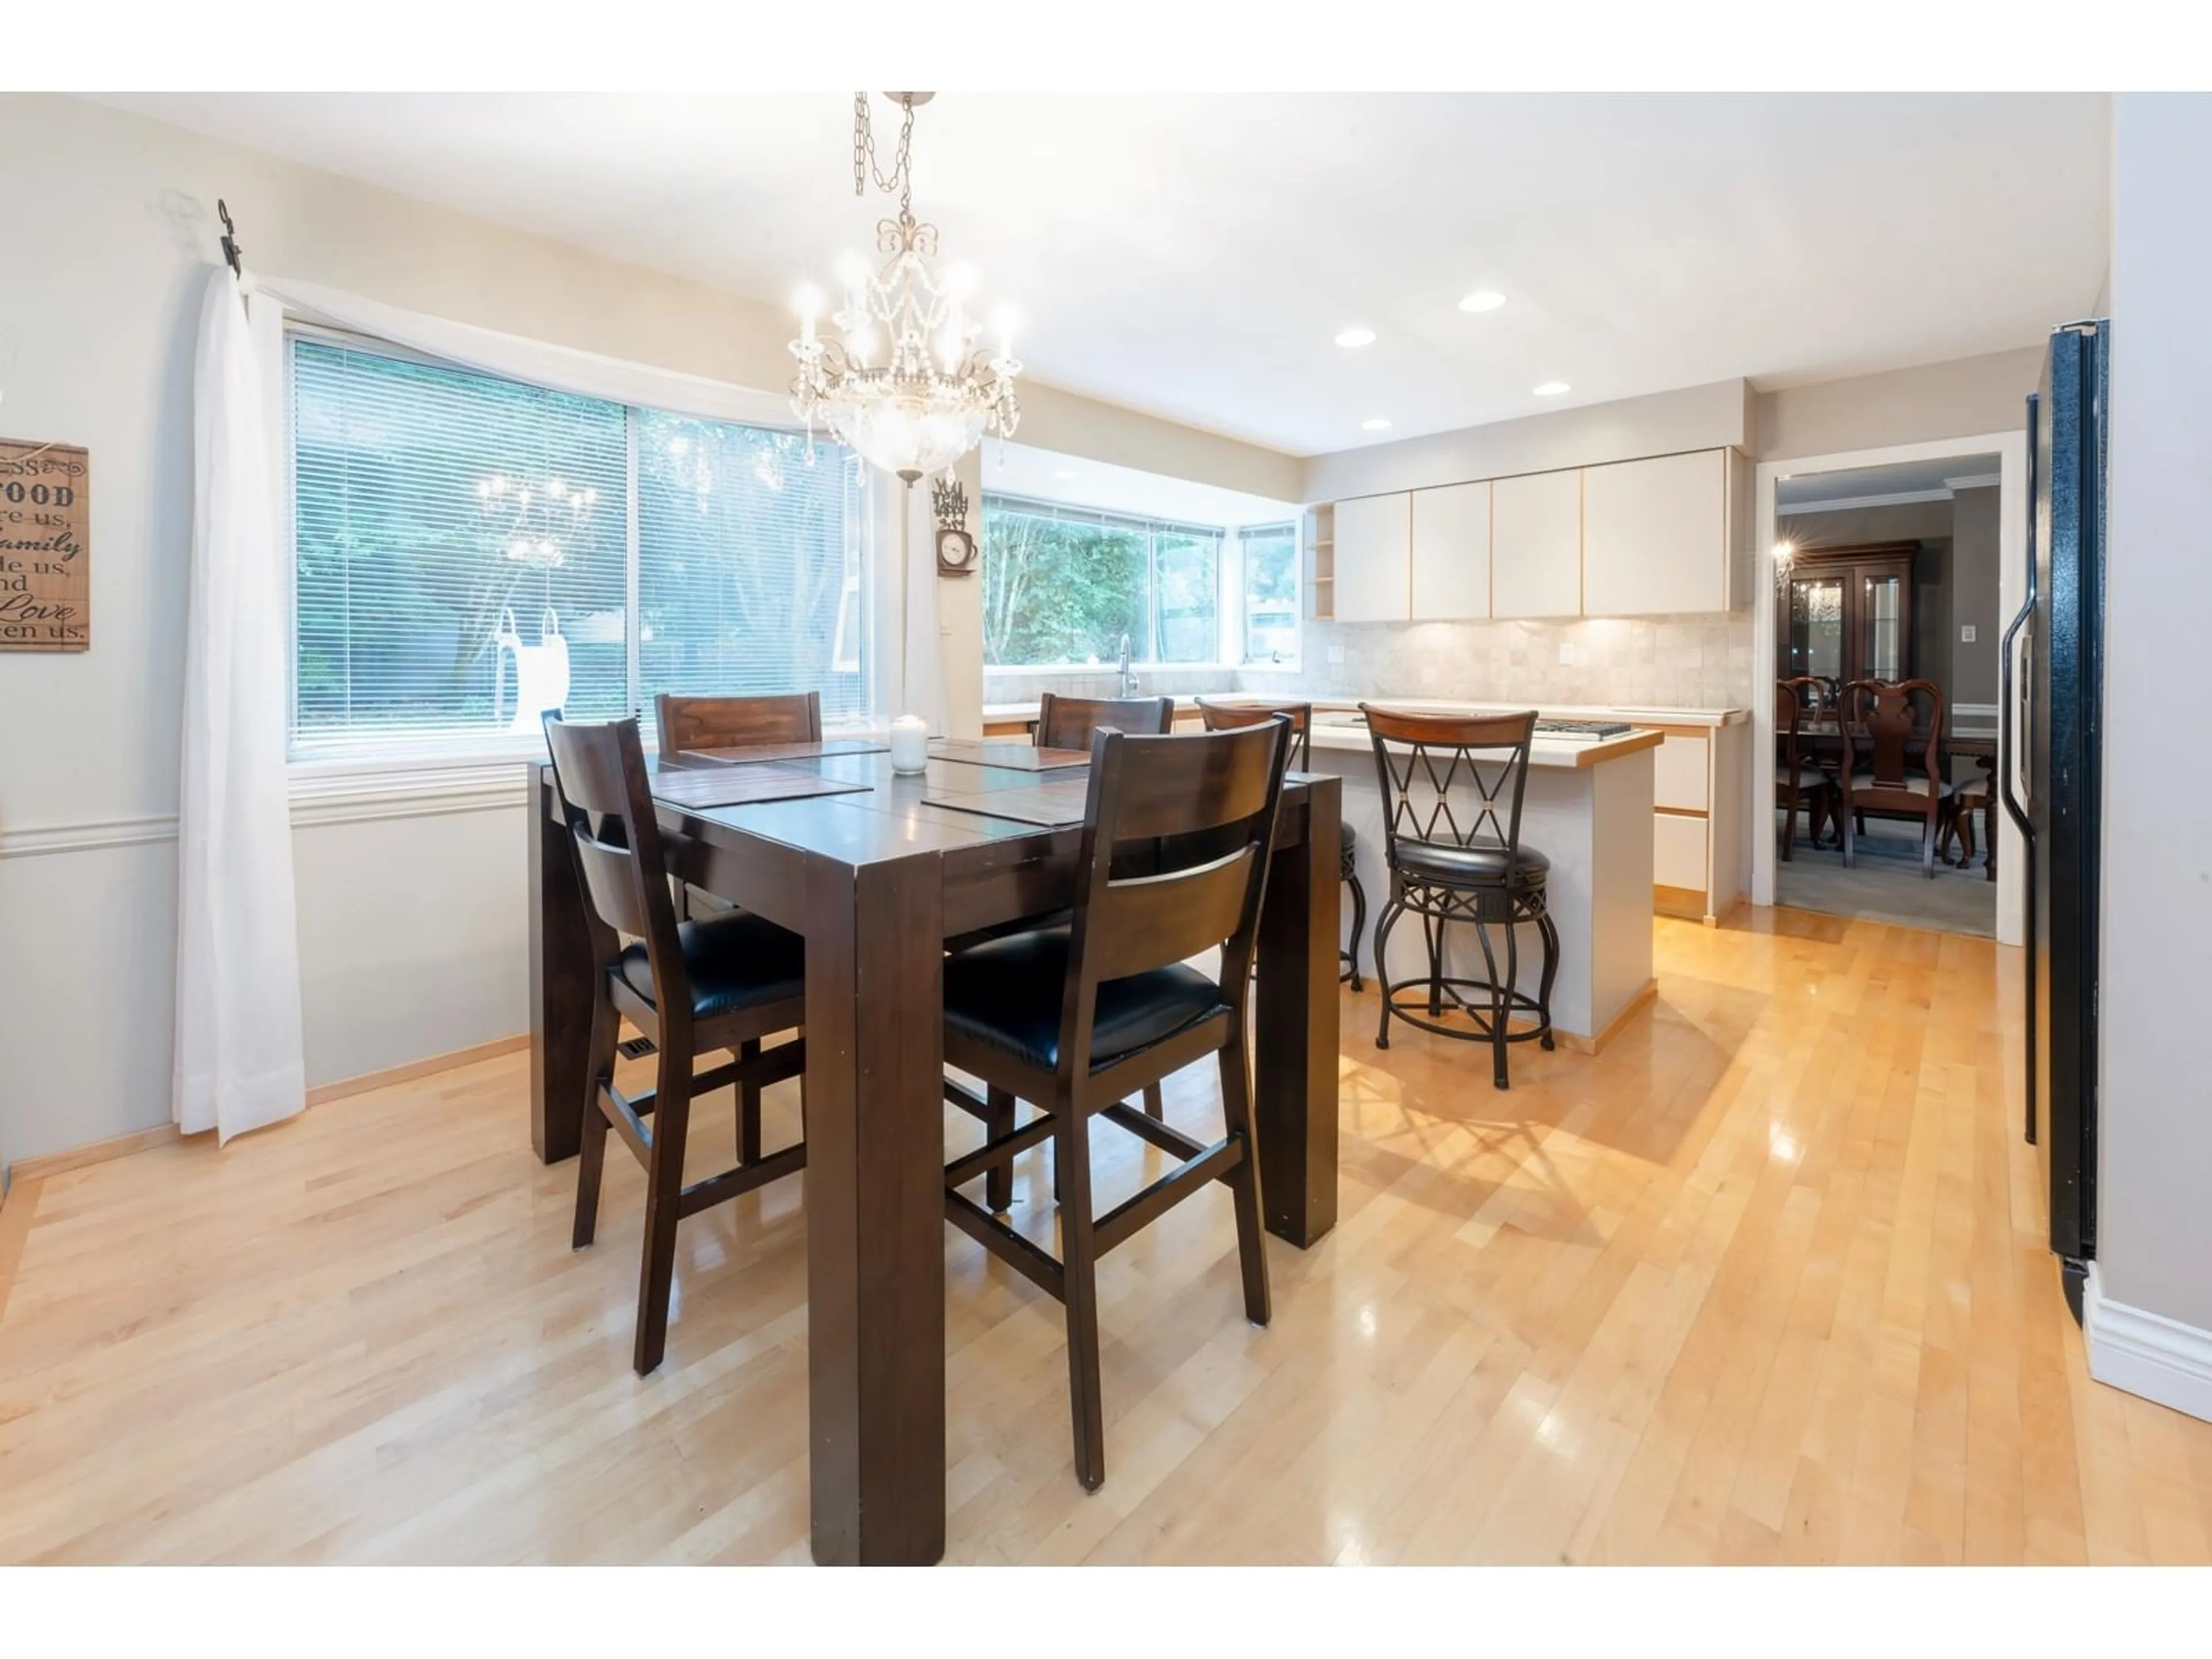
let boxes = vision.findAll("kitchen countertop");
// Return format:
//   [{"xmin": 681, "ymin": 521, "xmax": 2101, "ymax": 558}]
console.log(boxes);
[
  {"xmin": 980, "ymin": 694, "xmax": 1748, "ymax": 730},
  {"xmin": 1302, "ymin": 711, "xmax": 1662, "ymax": 770}
]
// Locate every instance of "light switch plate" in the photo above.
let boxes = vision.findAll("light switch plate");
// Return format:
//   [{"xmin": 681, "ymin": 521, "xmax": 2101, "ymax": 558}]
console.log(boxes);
[
  {"xmin": 1327, "ymin": 645, "xmax": 1345, "ymax": 665},
  {"xmin": 1960, "ymin": 624, "xmax": 1978, "ymax": 643},
  {"xmin": 1559, "ymin": 642, "xmax": 1576, "ymax": 665}
]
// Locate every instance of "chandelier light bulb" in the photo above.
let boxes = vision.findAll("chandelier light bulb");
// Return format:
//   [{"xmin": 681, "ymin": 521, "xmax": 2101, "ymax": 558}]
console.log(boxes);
[{"xmin": 788, "ymin": 94, "xmax": 1022, "ymax": 483}]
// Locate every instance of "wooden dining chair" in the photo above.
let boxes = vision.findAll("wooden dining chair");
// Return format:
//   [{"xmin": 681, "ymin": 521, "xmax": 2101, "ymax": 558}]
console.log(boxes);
[
  {"xmin": 1035, "ymin": 690, "xmax": 1173, "ymax": 749},
  {"xmin": 938, "ymin": 715, "xmax": 1293, "ymax": 1491},
  {"xmin": 654, "ymin": 692, "xmax": 824, "ymax": 918},
  {"xmin": 1196, "ymin": 698, "xmax": 1369, "ymax": 991},
  {"xmin": 542, "ymin": 713, "xmax": 809, "ymax": 1376},
  {"xmin": 654, "ymin": 689, "xmax": 822, "ymax": 755},
  {"xmin": 1013, "ymin": 689, "xmax": 1176, "ymax": 1124},
  {"xmin": 1837, "ymin": 678, "xmax": 1950, "ymax": 877},
  {"xmin": 1774, "ymin": 676, "xmax": 1836, "ymax": 860}
]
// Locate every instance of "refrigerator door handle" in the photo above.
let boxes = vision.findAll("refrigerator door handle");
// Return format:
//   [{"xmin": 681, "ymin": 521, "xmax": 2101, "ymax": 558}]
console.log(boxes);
[
  {"xmin": 1999, "ymin": 391, "xmax": 2038, "ymax": 847},
  {"xmin": 2003, "ymin": 388, "xmax": 2040, "ymax": 1146}
]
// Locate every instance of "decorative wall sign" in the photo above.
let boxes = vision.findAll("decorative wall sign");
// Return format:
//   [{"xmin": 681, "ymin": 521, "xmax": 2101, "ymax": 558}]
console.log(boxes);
[
  {"xmin": 932, "ymin": 474, "xmax": 977, "ymax": 577},
  {"xmin": 0, "ymin": 438, "xmax": 90, "ymax": 652}
]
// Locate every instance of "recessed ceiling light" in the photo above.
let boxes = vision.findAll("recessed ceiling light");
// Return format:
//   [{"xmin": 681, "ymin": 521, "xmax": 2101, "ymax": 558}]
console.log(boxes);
[
  {"xmin": 1335, "ymin": 327, "xmax": 1377, "ymax": 349},
  {"xmin": 1533, "ymin": 381, "xmax": 1571, "ymax": 397},
  {"xmin": 1361, "ymin": 417, "xmax": 1392, "ymax": 431},
  {"xmin": 1459, "ymin": 290, "xmax": 1507, "ymax": 313}
]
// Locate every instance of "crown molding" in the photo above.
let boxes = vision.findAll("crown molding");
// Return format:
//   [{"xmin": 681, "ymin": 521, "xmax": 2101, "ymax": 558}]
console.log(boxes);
[{"xmin": 1777, "ymin": 486, "xmax": 1956, "ymax": 516}]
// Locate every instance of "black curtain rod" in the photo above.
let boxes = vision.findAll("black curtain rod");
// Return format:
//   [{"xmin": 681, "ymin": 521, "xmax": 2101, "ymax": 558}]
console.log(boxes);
[{"xmin": 218, "ymin": 199, "xmax": 244, "ymax": 279}]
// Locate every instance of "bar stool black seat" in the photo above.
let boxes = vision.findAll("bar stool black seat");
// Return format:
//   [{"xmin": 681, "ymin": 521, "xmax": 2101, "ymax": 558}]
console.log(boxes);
[
  {"xmin": 1361, "ymin": 704, "xmax": 1559, "ymax": 1089},
  {"xmin": 1195, "ymin": 698, "xmax": 1369, "ymax": 990}
]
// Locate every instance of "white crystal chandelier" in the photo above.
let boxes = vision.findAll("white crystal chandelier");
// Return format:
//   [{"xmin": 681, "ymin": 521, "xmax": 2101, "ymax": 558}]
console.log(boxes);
[{"xmin": 790, "ymin": 92, "xmax": 1021, "ymax": 484}]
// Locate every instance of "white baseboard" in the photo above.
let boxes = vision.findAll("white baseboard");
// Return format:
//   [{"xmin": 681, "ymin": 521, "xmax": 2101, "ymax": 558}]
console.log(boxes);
[{"xmin": 2084, "ymin": 1263, "xmax": 2212, "ymax": 1423}]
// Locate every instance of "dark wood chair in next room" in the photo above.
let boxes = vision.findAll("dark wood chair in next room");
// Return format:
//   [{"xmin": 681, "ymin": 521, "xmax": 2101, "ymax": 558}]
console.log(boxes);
[
  {"xmin": 1196, "ymin": 698, "xmax": 1369, "ymax": 990},
  {"xmin": 1365, "ymin": 706, "xmax": 1558, "ymax": 1090},
  {"xmin": 1775, "ymin": 676, "xmax": 1837, "ymax": 859},
  {"xmin": 938, "ymin": 716, "xmax": 1294, "ymax": 1490},
  {"xmin": 1838, "ymin": 677, "xmax": 1950, "ymax": 878},
  {"xmin": 542, "ymin": 714, "xmax": 809, "ymax": 1376}
]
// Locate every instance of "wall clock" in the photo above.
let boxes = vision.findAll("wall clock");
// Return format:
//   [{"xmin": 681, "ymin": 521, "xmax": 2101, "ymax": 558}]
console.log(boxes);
[{"xmin": 932, "ymin": 476, "xmax": 978, "ymax": 577}]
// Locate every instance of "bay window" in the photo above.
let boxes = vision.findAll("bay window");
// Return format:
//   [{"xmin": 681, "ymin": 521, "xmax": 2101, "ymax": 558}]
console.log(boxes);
[{"xmin": 289, "ymin": 332, "xmax": 866, "ymax": 759}]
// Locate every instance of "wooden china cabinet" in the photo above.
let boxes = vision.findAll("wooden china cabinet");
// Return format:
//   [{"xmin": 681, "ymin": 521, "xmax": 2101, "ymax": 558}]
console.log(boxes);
[{"xmin": 1777, "ymin": 540, "xmax": 1918, "ymax": 702}]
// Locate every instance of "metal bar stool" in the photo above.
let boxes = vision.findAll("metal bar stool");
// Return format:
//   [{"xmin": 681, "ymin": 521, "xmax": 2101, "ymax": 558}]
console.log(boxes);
[
  {"xmin": 1194, "ymin": 698, "xmax": 1369, "ymax": 990},
  {"xmin": 1362, "ymin": 705, "xmax": 1558, "ymax": 1089}
]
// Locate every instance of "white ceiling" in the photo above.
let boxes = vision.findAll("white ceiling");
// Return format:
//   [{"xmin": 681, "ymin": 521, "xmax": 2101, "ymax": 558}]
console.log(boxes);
[
  {"xmin": 93, "ymin": 92, "xmax": 2110, "ymax": 457},
  {"xmin": 1778, "ymin": 453, "xmax": 2003, "ymax": 513}
]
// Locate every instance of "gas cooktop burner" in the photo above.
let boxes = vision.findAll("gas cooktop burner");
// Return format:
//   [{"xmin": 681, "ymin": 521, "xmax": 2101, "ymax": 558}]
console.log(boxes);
[{"xmin": 1533, "ymin": 718, "xmax": 1631, "ymax": 739}]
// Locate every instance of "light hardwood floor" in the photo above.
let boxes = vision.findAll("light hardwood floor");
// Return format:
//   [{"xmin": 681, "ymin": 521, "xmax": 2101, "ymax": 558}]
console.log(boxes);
[{"xmin": 4, "ymin": 910, "xmax": 2209, "ymax": 1565}]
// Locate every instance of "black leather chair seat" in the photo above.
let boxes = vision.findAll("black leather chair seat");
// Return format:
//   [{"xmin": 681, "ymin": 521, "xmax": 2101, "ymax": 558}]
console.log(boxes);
[
  {"xmin": 944, "ymin": 926, "xmax": 1228, "ymax": 1074},
  {"xmin": 616, "ymin": 910, "xmax": 805, "ymax": 1020},
  {"xmin": 1393, "ymin": 837, "xmax": 1550, "ymax": 888}
]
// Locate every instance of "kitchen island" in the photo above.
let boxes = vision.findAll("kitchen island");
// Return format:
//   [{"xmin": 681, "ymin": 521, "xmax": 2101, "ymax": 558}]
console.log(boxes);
[
  {"xmin": 984, "ymin": 694, "xmax": 1750, "ymax": 924},
  {"xmin": 1302, "ymin": 709, "xmax": 1661, "ymax": 1054}
]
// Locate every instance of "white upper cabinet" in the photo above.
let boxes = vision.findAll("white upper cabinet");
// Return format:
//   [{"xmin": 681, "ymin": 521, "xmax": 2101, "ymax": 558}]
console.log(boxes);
[
  {"xmin": 1331, "ymin": 492, "xmax": 1412, "ymax": 622},
  {"xmin": 1581, "ymin": 449, "xmax": 1731, "ymax": 616},
  {"xmin": 1408, "ymin": 480, "xmax": 1491, "ymax": 621},
  {"xmin": 1490, "ymin": 469, "xmax": 1583, "ymax": 618}
]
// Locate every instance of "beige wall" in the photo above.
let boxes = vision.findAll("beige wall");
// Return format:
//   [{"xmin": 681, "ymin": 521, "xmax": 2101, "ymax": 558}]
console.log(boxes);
[
  {"xmin": 2097, "ymin": 93, "xmax": 2212, "ymax": 1339},
  {"xmin": 0, "ymin": 92, "xmax": 1296, "ymax": 1167},
  {"xmin": 1754, "ymin": 347, "xmax": 2043, "ymax": 461},
  {"xmin": 1302, "ymin": 378, "xmax": 1752, "ymax": 504},
  {"xmin": 1948, "ymin": 486, "xmax": 2001, "ymax": 705}
]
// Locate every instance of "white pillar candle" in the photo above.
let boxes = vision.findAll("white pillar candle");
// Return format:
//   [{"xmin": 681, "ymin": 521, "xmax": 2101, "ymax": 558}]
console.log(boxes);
[{"xmin": 889, "ymin": 714, "xmax": 930, "ymax": 774}]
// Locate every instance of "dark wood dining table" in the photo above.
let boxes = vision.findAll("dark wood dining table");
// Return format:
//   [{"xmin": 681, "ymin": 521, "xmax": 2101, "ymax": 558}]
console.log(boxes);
[
  {"xmin": 527, "ymin": 740, "xmax": 1343, "ymax": 1565},
  {"xmin": 1799, "ymin": 717, "xmax": 1999, "ymax": 876}
]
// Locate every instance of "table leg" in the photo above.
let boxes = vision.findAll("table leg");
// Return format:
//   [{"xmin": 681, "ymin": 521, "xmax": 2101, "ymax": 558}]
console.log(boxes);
[
  {"xmin": 530, "ymin": 767, "xmax": 596, "ymax": 1165},
  {"xmin": 1253, "ymin": 778, "xmax": 1342, "ymax": 1248},
  {"xmin": 802, "ymin": 851, "xmax": 948, "ymax": 1566}
]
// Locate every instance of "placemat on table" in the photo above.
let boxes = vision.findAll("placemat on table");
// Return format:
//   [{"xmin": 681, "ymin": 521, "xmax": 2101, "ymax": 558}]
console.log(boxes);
[
  {"xmin": 679, "ymin": 738, "xmax": 891, "ymax": 765},
  {"xmin": 922, "ymin": 778, "xmax": 1093, "ymax": 828},
  {"xmin": 651, "ymin": 765, "xmax": 873, "ymax": 809},
  {"xmin": 926, "ymin": 737, "xmax": 1090, "ymax": 771}
]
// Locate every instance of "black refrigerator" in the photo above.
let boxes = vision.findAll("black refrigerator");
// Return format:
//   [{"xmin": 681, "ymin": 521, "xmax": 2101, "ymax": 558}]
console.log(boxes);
[{"xmin": 1999, "ymin": 317, "xmax": 2108, "ymax": 1324}]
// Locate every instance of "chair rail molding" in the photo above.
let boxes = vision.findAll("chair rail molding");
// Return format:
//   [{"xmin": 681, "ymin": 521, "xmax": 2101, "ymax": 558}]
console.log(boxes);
[
  {"xmin": 2084, "ymin": 1264, "xmax": 2212, "ymax": 1425},
  {"xmin": 0, "ymin": 762, "xmax": 533, "ymax": 859}
]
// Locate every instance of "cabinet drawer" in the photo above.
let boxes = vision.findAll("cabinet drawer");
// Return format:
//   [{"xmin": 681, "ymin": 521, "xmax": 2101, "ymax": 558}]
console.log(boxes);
[
  {"xmin": 1653, "ymin": 812, "xmax": 1709, "ymax": 891},
  {"xmin": 1653, "ymin": 733, "xmax": 1709, "ymax": 812}
]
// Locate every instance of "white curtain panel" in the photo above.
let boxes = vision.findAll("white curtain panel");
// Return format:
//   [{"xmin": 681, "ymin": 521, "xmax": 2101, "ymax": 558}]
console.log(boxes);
[{"xmin": 173, "ymin": 268, "xmax": 306, "ymax": 1143}]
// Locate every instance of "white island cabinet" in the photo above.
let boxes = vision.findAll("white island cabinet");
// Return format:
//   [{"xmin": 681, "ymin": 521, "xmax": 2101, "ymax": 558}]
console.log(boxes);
[{"xmin": 1305, "ymin": 715, "xmax": 1660, "ymax": 1054}]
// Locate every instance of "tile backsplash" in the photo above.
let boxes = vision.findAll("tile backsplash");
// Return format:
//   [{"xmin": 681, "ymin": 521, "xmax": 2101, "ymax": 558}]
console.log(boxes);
[
  {"xmin": 982, "ymin": 664, "xmax": 1243, "ymax": 707},
  {"xmin": 1244, "ymin": 615, "xmax": 1755, "ymax": 711}
]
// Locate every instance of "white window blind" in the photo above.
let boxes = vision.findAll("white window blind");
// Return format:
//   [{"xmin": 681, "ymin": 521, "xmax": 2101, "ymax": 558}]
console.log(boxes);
[{"xmin": 289, "ymin": 334, "xmax": 865, "ymax": 757}]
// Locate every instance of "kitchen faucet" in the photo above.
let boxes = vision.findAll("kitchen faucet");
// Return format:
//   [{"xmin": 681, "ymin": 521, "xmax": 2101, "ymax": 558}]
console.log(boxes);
[{"xmin": 1117, "ymin": 632, "xmax": 1138, "ymax": 697}]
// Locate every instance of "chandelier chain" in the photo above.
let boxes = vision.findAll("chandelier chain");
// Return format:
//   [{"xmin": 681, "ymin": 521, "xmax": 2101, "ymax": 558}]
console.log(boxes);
[{"xmin": 852, "ymin": 92, "xmax": 917, "ymax": 222}]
